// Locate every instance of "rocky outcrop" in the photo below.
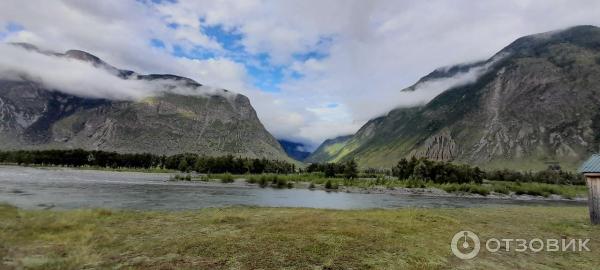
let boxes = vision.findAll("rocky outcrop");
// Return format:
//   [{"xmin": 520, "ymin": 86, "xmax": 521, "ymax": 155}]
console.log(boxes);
[{"xmin": 412, "ymin": 129, "xmax": 457, "ymax": 161}]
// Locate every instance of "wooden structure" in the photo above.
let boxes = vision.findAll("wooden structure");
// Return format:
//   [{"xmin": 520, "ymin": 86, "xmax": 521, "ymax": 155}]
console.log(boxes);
[{"xmin": 580, "ymin": 154, "xmax": 600, "ymax": 224}]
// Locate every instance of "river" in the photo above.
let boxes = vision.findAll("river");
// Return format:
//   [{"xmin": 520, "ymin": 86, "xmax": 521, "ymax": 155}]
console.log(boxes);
[{"xmin": 0, "ymin": 166, "xmax": 585, "ymax": 210}]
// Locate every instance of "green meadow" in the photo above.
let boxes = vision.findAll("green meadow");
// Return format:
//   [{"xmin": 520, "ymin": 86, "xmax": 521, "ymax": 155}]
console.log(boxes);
[{"xmin": 1, "ymin": 204, "xmax": 598, "ymax": 269}]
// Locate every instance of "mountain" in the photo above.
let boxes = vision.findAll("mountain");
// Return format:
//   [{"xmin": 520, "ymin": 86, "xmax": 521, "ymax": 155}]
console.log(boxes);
[
  {"xmin": 304, "ymin": 135, "xmax": 353, "ymax": 163},
  {"xmin": 277, "ymin": 140, "xmax": 311, "ymax": 161},
  {"xmin": 0, "ymin": 44, "xmax": 291, "ymax": 161},
  {"xmin": 309, "ymin": 25, "xmax": 600, "ymax": 171}
]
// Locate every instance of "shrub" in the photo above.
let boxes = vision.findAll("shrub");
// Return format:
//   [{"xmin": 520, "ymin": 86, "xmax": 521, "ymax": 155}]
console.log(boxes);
[
  {"xmin": 442, "ymin": 183, "xmax": 489, "ymax": 196},
  {"xmin": 375, "ymin": 176, "xmax": 385, "ymax": 185},
  {"xmin": 247, "ymin": 176, "xmax": 258, "ymax": 184},
  {"xmin": 509, "ymin": 183, "xmax": 569, "ymax": 198},
  {"xmin": 441, "ymin": 184, "xmax": 457, "ymax": 193},
  {"xmin": 512, "ymin": 185, "xmax": 549, "ymax": 197},
  {"xmin": 275, "ymin": 177, "xmax": 287, "ymax": 188},
  {"xmin": 405, "ymin": 177, "xmax": 426, "ymax": 188},
  {"xmin": 258, "ymin": 175, "xmax": 269, "ymax": 188},
  {"xmin": 171, "ymin": 174, "xmax": 191, "ymax": 181},
  {"xmin": 220, "ymin": 173, "xmax": 234, "ymax": 183},
  {"xmin": 324, "ymin": 180, "xmax": 338, "ymax": 189},
  {"xmin": 492, "ymin": 185, "xmax": 510, "ymax": 195},
  {"xmin": 466, "ymin": 185, "xmax": 490, "ymax": 196},
  {"xmin": 270, "ymin": 175, "xmax": 279, "ymax": 184}
]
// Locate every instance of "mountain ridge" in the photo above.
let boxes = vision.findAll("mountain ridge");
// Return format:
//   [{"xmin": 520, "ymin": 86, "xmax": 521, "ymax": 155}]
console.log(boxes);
[
  {"xmin": 308, "ymin": 25, "xmax": 600, "ymax": 170},
  {"xmin": 0, "ymin": 44, "xmax": 291, "ymax": 161}
]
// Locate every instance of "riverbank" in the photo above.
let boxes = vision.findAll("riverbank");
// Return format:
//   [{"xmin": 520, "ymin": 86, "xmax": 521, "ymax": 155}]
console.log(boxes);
[
  {"xmin": 338, "ymin": 185, "xmax": 588, "ymax": 202},
  {"xmin": 0, "ymin": 204, "xmax": 598, "ymax": 269},
  {"xmin": 1, "ymin": 164, "xmax": 587, "ymax": 202},
  {"xmin": 173, "ymin": 173, "xmax": 588, "ymax": 202}
]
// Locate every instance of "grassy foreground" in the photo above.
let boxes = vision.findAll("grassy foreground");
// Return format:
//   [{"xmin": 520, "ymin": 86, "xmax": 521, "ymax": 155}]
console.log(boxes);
[{"xmin": 1, "ymin": 204, "xmax": 599, "ymax": 269}]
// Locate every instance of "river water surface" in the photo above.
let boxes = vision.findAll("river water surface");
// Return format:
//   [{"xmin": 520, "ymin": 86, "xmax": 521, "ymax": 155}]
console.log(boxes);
[{"xmin": 0, "ymin": 166, "xmax": 585, "ymax": 210}]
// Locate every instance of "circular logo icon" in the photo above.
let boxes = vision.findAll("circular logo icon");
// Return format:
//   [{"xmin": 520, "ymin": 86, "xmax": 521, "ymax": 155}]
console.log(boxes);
[{"xmin": 451, "ymin": 230, "xmax": 480, "ymax": 259}]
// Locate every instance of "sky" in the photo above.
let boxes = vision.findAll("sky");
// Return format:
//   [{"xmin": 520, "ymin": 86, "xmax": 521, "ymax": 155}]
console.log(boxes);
[{"xmin": 1, "ymin": 0, "xmax": 600, "ymax": 150}]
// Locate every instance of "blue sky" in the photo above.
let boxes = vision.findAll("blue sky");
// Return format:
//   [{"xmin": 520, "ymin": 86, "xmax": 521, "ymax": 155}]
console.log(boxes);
[
  {"xmin": 149, "ymin": 18, "xmax": 326, "ymax": 93},
  {"xmin": 0, "ymin": 21, "xmax": 23, "ymax": 40}
]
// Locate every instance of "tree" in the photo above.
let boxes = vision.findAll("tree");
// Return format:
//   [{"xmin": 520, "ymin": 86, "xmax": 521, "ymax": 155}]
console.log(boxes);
[
  {"xmin": 178, "ymin": 158, "xmax": 190, "ymax": 172},
  {"xmin": 324, "ymin": 163, "xmax": 336, "ymax": 178},
  {"xmin": 412, "ymin": 160, "xmax": 429, "ymax": 180},
  {"xmin": 194, "ymin": 158, "xmax": 206, "ymax": 173},
  {"xmin": 392, "ymin": 158, "xmax": 411, "ymax": 179},
  {"xmin": 343, "ymin": 159, "xmax": 358, "ymax": 179}
]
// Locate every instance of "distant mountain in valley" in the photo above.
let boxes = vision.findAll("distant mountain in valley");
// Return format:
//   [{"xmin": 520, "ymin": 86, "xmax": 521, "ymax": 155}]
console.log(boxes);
[
  {"xmin": 304, "ymin": 135, "xmax": 353, "ymax": 163},
  {"xmin": 308, "ymin": 25, "xmax": 600, "ymax": 170},
  {"xmin": 277, "ymin": 140, "xmax": 311, "ymax": 161},
  {"xmin": 0, "ymin": 44, "xmax": 291, "ymax": 161}
]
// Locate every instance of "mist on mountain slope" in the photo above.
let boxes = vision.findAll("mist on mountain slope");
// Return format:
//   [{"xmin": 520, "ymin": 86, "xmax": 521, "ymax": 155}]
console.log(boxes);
[
  {"xmin": 0, "ymin": 43, "xmax": 231, "ymax": 101},
  {"xmin": 385, "ymin": 53, "xmax": 508, "ymax": 111}
]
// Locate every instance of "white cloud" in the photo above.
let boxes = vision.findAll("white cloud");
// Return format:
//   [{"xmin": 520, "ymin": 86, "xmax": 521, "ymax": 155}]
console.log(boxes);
[
  {"xmin": 2, "ymin": 0, "xmax": 600, "ymax": 149},
  {"xmin": 0, "ymin": 44, "xmax": 228, "ymax": 100},
  {"xmin": 383, "ymin": 53, "xmax": 509, "ymax": 111}
]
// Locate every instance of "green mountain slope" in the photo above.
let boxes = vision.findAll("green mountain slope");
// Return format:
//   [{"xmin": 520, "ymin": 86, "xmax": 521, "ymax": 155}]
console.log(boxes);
[
  {"xmin": 312, "ymin": 25, "xmax": 600, "ymax": 170},
  {"xmin": 304, "ymin": 135, "xmax": 353, "ymax": 163},
  {"xmin": 0, "ymin": 46, "xmax": 291, "ymax": 161}
]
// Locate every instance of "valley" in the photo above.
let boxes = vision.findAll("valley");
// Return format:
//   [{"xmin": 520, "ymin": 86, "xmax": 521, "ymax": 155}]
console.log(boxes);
[{"xmin": 1, "ymin": 4, "xmax": 600, "ymax": 268}]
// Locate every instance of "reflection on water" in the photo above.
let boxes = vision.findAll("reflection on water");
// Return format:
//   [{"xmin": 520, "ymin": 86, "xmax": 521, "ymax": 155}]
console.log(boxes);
[{"xmin": 0, "ymin": 166, "xmax": 585, "ymax": 210}]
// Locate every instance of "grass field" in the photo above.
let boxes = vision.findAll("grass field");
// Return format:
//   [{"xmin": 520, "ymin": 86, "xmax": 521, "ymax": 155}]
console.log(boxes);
[{"xmin": 0, "ymin": 204, "xmax": 598, "ymax": 269}]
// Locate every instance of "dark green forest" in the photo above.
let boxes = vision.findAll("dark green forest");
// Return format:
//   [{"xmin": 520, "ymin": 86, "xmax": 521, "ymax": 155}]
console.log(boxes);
[
  {"xmin": 390, "ymin": 157, "xmax": 584, "ymax": 185},
  {"xmin": 0, "ymin": 149, "xmax": 295, "ymax": 174},
  {"xmin": 308, "ymin": 157, "xmax": 584, "ymax": 185}
]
